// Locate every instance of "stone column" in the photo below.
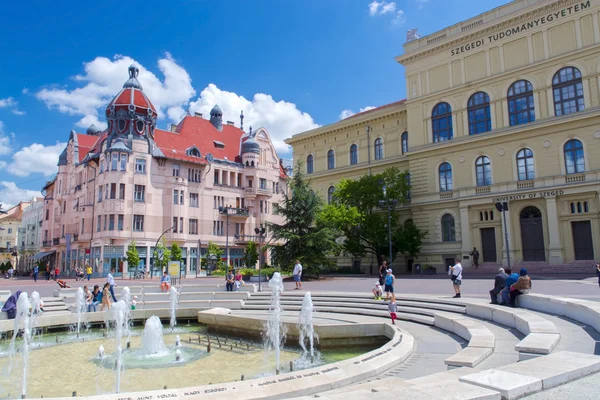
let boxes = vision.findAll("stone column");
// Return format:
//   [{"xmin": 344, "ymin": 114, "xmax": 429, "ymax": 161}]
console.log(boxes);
[
  {"xmin": 145, "ymin": 245, "xmax": 150, "ymax": 274},
  {"xmin": 545, "ymin": 197, "xmax": 564, "ymax": 265},
  {"xmin": 501, "ymin": 209, "xmax": 516, "ymax": 268},
  {"xmin": 459, "ymin": 206, "xmax": 472, "ymax": 267},
  {"xmin": 185, "ymin": 247, "xmax": 191, "ymax": 275}
]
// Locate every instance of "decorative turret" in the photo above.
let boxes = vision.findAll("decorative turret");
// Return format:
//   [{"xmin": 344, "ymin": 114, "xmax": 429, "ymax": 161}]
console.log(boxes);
[
  {"xmin": 210, "ymin": 105, "xmax": 223, "ymax": 131},
  {"xmin": 86, "ymin": 124, "xmax": 101, "ymax": 135}
]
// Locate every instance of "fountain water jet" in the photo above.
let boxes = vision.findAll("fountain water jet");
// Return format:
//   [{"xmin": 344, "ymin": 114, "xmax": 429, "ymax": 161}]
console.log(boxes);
[
  {"xmin": 111, "ymin": 300, "xmax": 127, "ymax": 394},
  {"xmin": 75, "ymin": 287, "xmax": 86, "ymax": 335},
  {"xmin": 29, "ymin": 291, "xmax": 42, "ymax": 339},
  {"xmin": 169, "ymin": 287, "xmax": 178, "ymax": 330},
  {"xmin": 265, "ymin": 272, "xmax": 286, "ymax": 374},
  {"xmin": 175, "ymin": 335, "xmax": 181, "ymax": 347},
  {"xmin": 141, "ymin": 316, "xmax": 167, "ymax": 355},
  {"xmin": 298, "ymin": 292, "xmax": 318, "ymax": 360},
  {"xmin": 8, "ymin": 292, "xmax": 32, "ymax": 399},
  {"xmin": 121, "ymin": 287, "xmax": 132, "ymax": 343},
  {"xmin": 98, "ymin": 345, "xmax": 105, "ymax": 358}
]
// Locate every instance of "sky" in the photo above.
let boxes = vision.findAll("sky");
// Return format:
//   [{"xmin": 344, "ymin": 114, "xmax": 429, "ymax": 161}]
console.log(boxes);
[{"xmin": 0, "ymin": 0, "xmax": 508, "ymax": 208}]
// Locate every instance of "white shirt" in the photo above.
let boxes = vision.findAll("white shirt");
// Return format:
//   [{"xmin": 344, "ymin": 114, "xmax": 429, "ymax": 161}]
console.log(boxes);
[
  {"xmin": 107, "ymin": 273, "xmax": 115, "ymax": 286},
  {"xmin": 452, "ymin": 263, "xmax": 463, "ymax": 280},
  {"xmin": 293, "ymin": 263, "xmax": 302, "ymax": 276}
]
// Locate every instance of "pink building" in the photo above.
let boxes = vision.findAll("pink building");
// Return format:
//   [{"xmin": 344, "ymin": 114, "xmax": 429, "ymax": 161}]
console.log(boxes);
[{"xmin": 39, "ymin": 65, "xmax": 288, "ymax": 277}]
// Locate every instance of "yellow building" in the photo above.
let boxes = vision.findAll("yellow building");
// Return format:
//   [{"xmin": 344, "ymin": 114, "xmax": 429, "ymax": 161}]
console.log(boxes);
[{"xmin": 286, "ymin": 0, "xmax": 600, "ymax": 273}]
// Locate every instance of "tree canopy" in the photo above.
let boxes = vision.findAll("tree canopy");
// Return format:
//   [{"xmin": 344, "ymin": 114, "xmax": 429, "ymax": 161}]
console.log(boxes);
[
  {"xmin": 244, "ymin": 241, "xmax": 259, "ymax": 268},
  {"xmin": 268, "ymin": 164, "xmax": 339, "ymax": 275},
  {"xmin": 170, "ymin": 243, "xmax": 182, "ymax": 261},
  {"xmin": 126, "ymin": 241, "xmax": 140, "ymax": 270},
  {"xmin": 152, "ymin": 238, "xmax": 171, "ymax": 272},
  {"xmin": 320, "ymin": 167, "xmax": 425, "ymax": 267}
]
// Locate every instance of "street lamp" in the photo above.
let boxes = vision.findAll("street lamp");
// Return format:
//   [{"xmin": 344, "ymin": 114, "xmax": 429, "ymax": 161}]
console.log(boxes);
[
  {"xmin": 254, "ymin": 226, "xmax": 266, "ymax": 292},
  {"xmin": 378, "ymin": 186, "xmax": 398, "ymax": 272},
  {"xmin": 495, "ymin": 202, "xmax": 511, "ymax": 269},
  {"xmin": 219, "ymin": 206, "xmax": 249, "ymax": 269},
  {"xmin": 196, "ymin": 239, "xmax": 201, "ymax": 278},
  {"xmin": 152, "ymin": 225, "xmax": 175, "ymax": 279}
]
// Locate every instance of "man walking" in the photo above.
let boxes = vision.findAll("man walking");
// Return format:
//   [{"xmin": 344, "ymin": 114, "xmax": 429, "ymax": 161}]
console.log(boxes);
[
  {"xmin": 470, "ymin": 247, "xmax": 480, "ymax": 269},
  {"xmin": 448, "ymin": 258, "xmax": 463, "ymax": 298},
  {"xmin": 384, "ymin": 268, "xmax": 395, "ymax": 301},
  {"xmin": 489, "ymin": 267, "xmax": 507, "ymax": 304},
  {"xmin": 378, "ymin": 260, "xmax": 387, "ymax": 286},
  {"xmin": 293, "ymin": 260, "xmax": 303, "ymax": 290},
  {"xmin": 86, "ymin": 264, "xmax": 92, "ymax": 281},
  {"xmin": 32, "ymin": 264, "xmax": 39, "ymax": 283},
  {"xmin": 107, "ymin": 268, "xmax": 118, "ymax": 302}
]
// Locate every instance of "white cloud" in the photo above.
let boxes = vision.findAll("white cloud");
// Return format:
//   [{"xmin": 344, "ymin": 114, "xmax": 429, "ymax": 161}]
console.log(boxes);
[
  {"xmin": 368, "ymin": 1, "xmax": 405, "ymax": 26},
  {"xmin": 0, "ymin": 121, "xmax": 13, "ymax": 155},
  {"xmin": 0, "ymin": 182, "xmax": 39, "ymax": 209},
  {"xmin": 188, "ymin": 84, "xmax": 319, "ymax": 154},
  {"xmin": 11, "ymin": 109, "xmax": 25, "ymax": 116},
  {"xmin": 339, "ymin": 106, "xmax": 377, "ymax": 120},
  {"xmin": 416, "ymin": 0, "xmax": 429, "ymax": 9},
  {"xmin": 36, "ymin": 53, "xmax": 196, "ymax": 129},
  {"xmin": 22, "ymin": 88, "xmax": 29, "ymax": 95},
  {"xmin": 393, "ymin": 10, "xmax": 405, "ymax": 25},
  {"xmin": 5, "ymin": 142, "xmax": 67, "ymax": 177},
  {"xmin": 0, "ymin": 97, "xmax": 17, "ymax": 108}
]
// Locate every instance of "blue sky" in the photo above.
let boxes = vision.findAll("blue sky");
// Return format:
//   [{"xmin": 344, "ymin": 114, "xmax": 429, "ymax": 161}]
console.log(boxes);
[{"xmin": 0, "ymin": 0, "xmax": 507, "ymax": 207}]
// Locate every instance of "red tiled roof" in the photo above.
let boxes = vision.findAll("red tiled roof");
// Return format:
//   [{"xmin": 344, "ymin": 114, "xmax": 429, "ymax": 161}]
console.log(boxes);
[
  {"xmin": 279, "ymin": 164, "xmax": 288, "ymax": 179},
  {"xmin": 76, "ymin": 134, "xmax": 101, "ymax": 163},
  {"xmin": 344, "ymin": 99, "xmax": 406, "ymax": 121},
  {"xmin": 106, "ymin": 87, "xmax": 157, "ymax": 115},
  {"xmin": 154, "ymin": 116, "xmax": 244, "ymax": 164}
]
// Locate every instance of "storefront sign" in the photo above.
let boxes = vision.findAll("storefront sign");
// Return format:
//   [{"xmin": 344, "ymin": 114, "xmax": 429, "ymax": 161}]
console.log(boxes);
[
  {"xmin": 169, "ymin": 261, "xmax": 180, "ymax": 278},
  {"xmin": 492, "ymin": 189, "xmax": 564, "ymax": 203},
  {"xmin": 451, "ymin": 1, "xmax": 591, "ymax": 56}
]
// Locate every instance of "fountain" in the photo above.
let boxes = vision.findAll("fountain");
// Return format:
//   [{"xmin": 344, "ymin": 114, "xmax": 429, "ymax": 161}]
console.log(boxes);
[
  {"xmin": 298, "ymin": 292, "xmax": 318, "ymax": 360},
  {"xmin": 175, "ymin": 349, "xmax": 182, "ymax": 362},
  {"xmin": 8, "ymin": 292, "xmax": 32, "ymax": 398},
  {"xmin": 121, "ymin": 287, "xmax": 132, "ymax": 344},
  {"xmin": 98, "ymin": 345, "xmax": 105, "ymax": 358},
  {"xmin": 29, "ymin": 291, "xmax": 42, "ymax": 338},
  {"xmin": 169, "ymin": 287, "xmax": 178, "ymax": 330},
  {"xmin": 175, "ymin": 335, "xmax": 181, "ymax": 347},
  {"xmin": 111, "ymin": 300, "xmax": 127, "ymax": 394},
  {"xmin": 141, "ymin": 315, "xmax": 167, "ymax": 356},
  {"xmin": 265, "ymin": 272, "xmax": 286, "ymax": 374},
  {"xmin": 75, "ymin": 287, "xmax": 86, "ymax": 335}
]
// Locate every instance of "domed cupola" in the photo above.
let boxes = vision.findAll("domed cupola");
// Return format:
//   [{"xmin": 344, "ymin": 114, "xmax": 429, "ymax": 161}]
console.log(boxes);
[
  {"xmin": 241, "ymin": 135, "xmax": 260, "ymax": 154},
  {"xmin": 86, "ymin": 124, "xmax": 101, "ymax": 135},
  {"xmin": 105, "ymin": 65, "xmax": 157, "ymax": 139},
  {"xmin": 210, "ymin": 104, "xmax": 223, "ymax": 131}
]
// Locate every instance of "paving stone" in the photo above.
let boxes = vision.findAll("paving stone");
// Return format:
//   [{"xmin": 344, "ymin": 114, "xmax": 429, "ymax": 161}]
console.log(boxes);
[{"xmin": 459, "ymin": 369, "xmax": 542, "ymax": 399}]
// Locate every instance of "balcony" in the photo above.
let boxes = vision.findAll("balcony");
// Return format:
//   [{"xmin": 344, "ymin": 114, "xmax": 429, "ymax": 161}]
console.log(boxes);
[
  {"xmin": 52, "ymin": 238, "xmax": 60, "ymax": 245},
  {"xmin": 42, "ymin": 240, "xmax": 52, "ymax": 247},
  {"xmin": 234, "ymin": 234, "xmax": 263, "ymax": 244},
  {"xmin": 214, "ymin": 183, "xmax": 243, "ymax": 192},
  {"xmin": 74, "ymin": 184, "xmax": 82, "ymax": 192},
  {"xmin": 73, "ymin": 234, "xmax": 79, "ymax": 242},
  {"xmin": 565, "ymin": 173, "xmax": 585, "ymax": 184},
  {"xmin": 475, "ymin": 186, "xmax": 491, "ymax": 195},
  {"xmin": 517, "ymin": 180, "xmax": 535, "ymax": 189},
  {"xmin": 439, "ymin": 191, "xmax": 454, "ymax": 200},
  {"xmin": 244, "ymin": 186, "xmax": 273, "ymax": 197}
]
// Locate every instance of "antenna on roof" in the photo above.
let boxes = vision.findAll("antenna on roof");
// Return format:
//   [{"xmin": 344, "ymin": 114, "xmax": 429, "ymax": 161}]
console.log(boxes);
[
  {"xmin": 240, "ymin": 110, "xmax": 244, "ymax": 131},
  {"xmin": 249, "ymin": 126, "xmax": 253, "ymax": 137}
]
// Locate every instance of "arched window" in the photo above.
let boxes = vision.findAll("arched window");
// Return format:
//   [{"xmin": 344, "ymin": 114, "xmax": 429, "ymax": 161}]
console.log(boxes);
[
  {"xmin": 441, "ymin": 214, "xmax": 456, "ymax": 242},
  {"xmin": 467, "ymin": 92, "xmax": 491, "ymax": 134},
  {"xmin": 475, "ymin": 156, "xmax": 492, "ymax": 186},
  {"xmin": 432, "ymin": 103, "xmax": 453, "ymax": 143},
  {"xmin": 508, "ymin": 80, "xmax": 535, "ymax": 126},
  {"xmin": 327, "ymin": 150, "xmax": 335, "ymax": 170},
  {"xmin": 553, "ymin": 67, "xmax": 584, "ymax": 116},
  {"xmin": 401, "ymin": 132, "xmax": 408, "ymax": 154},
  {"xmin": 516, "ymin": 148, "xmax": 535, "ymax": 181},
  {"xmin": 439, "ymin": 162, "xmax": 453, "ymax": 192},
  {"xmin": 374, "ymin": 138, "xmax": 383, "ymax": 160},
  {"xmin": 306, "ymin": 155, "xmax": 314, "ymax": 174},
  {"xmin": 327, "ymin": 186, "xmax": 335, "ymax": 204},
  {"xmin": 564, "ymin": 139, "xmax": 585, "ymax": 174},
  {"xmin": 350, "ymin": 144, "xmax": 358, "ymax": 165}
]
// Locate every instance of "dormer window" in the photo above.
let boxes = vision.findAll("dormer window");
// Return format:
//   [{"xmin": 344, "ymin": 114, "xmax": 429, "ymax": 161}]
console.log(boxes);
[
  {"xmin": 136, "ymin": 120, "xmax": 145, "ymax": 134},
  {"xmin": 117, "ymin": 119, "xmax": 127, "ymax": 133},
  {"xmin": 186, "ymin": 146, "xmax": 201, "ymax": 157},
  {"xmin": 213, "ymin": 140, "xmax": 225, "ymax": 149}
]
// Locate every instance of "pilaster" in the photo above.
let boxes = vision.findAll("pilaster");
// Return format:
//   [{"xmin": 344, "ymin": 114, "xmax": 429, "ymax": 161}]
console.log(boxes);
[
  {"xmin": 459, "ymin": 206, "xmax": 472, "ymax": 267},
  {"xmin": 545, "ymin": 197, "xmax": 564, "ymax": 265}
]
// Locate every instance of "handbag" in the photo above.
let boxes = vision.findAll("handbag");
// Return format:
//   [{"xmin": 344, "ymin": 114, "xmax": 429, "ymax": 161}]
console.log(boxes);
[{"xmin": 450, "ymin": 274, "xmax": 457, "ymax": 282}]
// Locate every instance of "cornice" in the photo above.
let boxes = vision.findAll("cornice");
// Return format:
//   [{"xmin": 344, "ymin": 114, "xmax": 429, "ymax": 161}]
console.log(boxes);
[{"xmin": 397, "ymin": 0, "xmax": 581, "ymax": 65}]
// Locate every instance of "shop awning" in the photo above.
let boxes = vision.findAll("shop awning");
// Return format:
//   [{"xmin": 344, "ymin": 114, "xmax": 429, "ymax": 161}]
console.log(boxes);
[{"xmin": 32, "ymin": 250, "xmax": 56, "ymax": 260}]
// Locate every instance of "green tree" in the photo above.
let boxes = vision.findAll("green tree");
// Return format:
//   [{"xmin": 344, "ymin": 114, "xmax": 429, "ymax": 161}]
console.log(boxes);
[
  {"xmin": 126, "ymin": 241, "xmax": 140, "ymax": 270},
  {"xmin": 201, "ymin": 241, "xmax": 226, "ymax": 270},
  {"xmin": 268, "ymin": 163, "xmax": 339, "ymax": 275},
  {"xmin": 244, "ymin": 241, "xmax": 259, "ymax": 268},
  {"xmin": 170, "ymin": 243, "xmax": 182, "ymax": 261},
  {"xmin": 152, "ymin": 238, "xmax": 171, "ymax": 273},
  {"xmin": 320, "ymin": 167, "xmax": 426, "ymax": 267}
]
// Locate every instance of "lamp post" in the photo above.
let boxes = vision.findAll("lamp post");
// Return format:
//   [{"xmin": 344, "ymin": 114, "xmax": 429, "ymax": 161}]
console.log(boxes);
[
  {"xmin": 254, "ymin": 226, "xmax": 266, "ymax": 292},
  {"xmin": 218, "ymin": 206, "xmax": 249, "ymax": 270},
  {"xmin": 196, "ymin": 239, "xmax": 201, "ymax": 278},
  {"xmin": 378, "ymin": 186, "xmax": 398, "ymax": 272},
  {"xmin": 495, "ymin": 202, "xmax": 511, "ymax": 269},
  {"xmin": 152, "ymin": 225, "xmax": 174, "ymax": 279},
  {"xmin": 208, "ymin": 254, "xmax": 217, "ymax": 276}
]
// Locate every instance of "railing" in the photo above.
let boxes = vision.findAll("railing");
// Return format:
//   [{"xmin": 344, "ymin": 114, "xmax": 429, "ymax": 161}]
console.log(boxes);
[
  {"xmin": 439, "ymin": 192, "xmax": 454, "ymax": 200},
  {"xmin": 74, "ymin": 184, "xmax": 82, "ymax": 192},
  {"xmin": 42, "ymin": 240, "xmax": 51, "ymax": 247},
  {"xmin": 245, "ymin": 187, "xmax": 273, "ymax": 196},
  {"xmin": 517, "ymin": 180, "xmax": 535, "ymax": 189},
  {"xmin": 73, "ymin": 234, "xmax": 79, "ymax": 242},
  {"xmin": 565, "ymin": 173, "xmax": 585, "ymax": 184},
  {"xmin": 53, "ymin": 238, "xmax": 60, "ymax": 245},
  {"xmin": 214, "ymin": 183, "xmax": 242, "ymax": 190},
  {"xmin": 234, "ymin": 234, "xmax": 262, "ymax": 243},
  {"xmin": 475, "ymin": 186, "xmax": 491, "ymax": 195}
]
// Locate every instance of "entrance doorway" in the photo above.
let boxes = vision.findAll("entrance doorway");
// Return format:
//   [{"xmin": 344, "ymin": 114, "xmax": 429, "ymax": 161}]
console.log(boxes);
[
  {"xmin": 444, "ymin": 257, "xmax": 455, "ymax": 272},
  {"xmin": 520, "ymin": 206, "xmax": 545, "ymax": 261},
  {"xmin": 480, "ymin": 227, "xmax": 497, "ymax": 262},
  {"xmin": 572, "ymin": 221, "xmax": 594, "ymax": 260}
]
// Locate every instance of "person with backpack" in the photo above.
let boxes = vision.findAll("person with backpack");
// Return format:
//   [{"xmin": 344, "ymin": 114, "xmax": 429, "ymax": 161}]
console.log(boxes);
[{"xmin": 384, "ymin": 269, "xmax": 395, "ymax": 301}]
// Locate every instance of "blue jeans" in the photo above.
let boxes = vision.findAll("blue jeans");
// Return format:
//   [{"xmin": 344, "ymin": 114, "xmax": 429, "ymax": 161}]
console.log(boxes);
[
  {"xmin": 87, "ymin": 274, "xmax": 91, "ymax": 281},
  {"xmin": 88, "ymin": 302, "xmax": 97, "ymax": 312},
  {"xmin": 109, "ymin": 285, "xmax": 117, "ymax": 302},
  {"xmin": 500, "ymin": 287, "xmax": 511, "ymax": 304}
]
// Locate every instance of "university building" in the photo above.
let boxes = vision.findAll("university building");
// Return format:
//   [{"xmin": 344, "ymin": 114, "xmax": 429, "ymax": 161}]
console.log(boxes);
[
  {"xmin": 38, "ymin": 65, "xmax": 287, "ymax": 277},
  {"xmin": 286, "ymin": 0, "xmax": 600, "ymax": 273}
]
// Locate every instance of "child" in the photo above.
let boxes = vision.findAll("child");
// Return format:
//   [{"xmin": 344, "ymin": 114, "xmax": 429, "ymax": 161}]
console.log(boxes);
[
  {"xmin": 101, "ymin": 283, "xmax": 111, "ymax": 311},
  {"xmin": 388, "ymin": 294, "xmax": 397, "ymax": 325},
  {"xmin": 235, "ymin": 270, "xmax": 244, "ymax": 292},
  {"xmin": 131, "ymin": 296, "xmax": 137, "ymax": 310},
  {"xmin": 372, "ymin": 282, "xmax": 382, "ymax": 300}
]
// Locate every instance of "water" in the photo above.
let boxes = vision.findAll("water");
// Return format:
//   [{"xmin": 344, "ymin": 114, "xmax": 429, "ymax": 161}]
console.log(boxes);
[
  {"xmin": 121, "ymin": 287, "xmax": 132, "ymax": 342},
  {"xmin": 75, "ymin": 287, "xmax": 86, "ymax": 335},
  {"xmin": 298, "ymin": 292, "xmax": 318, "ymax": 360},
  {"xmin": 7, "ymin": 292, "xmax": 32, "ymax": 398},
  {"xmin": 175, "ymin": 335, "xmax": 181, "ymax": 347},
  {"xmin": 110, "ymin": 300, "xmax": 127, "ymax": 394},
  {"xmin": 30, "ymin": 291, "xmax": 42, "ymax": 337},
  {"xmin": 98, "ymin": 345, "xmax": 105, "ymax": 358},
  {"xmin": 169, "ymin": 287, "xmax": 178, "ymax": 330},
  {"xmin": 265, "ymin": 272, "xmax": 286, "ymax": 374},
  {"xmin": 141, "ymin": 316, "xmax": 167, "ymax": 356}
]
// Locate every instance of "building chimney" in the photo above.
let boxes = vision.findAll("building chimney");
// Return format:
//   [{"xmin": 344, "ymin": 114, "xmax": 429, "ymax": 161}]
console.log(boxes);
[
  {"xmin": 194, "ymin": 112, "xmax": 203, "ymax": 118},
  {"xmin": 226, "ymin": 121, "xmax": 235, "ymax": 126},
  {"xmin": 170, "ymin": 124, "xmax": 177, "ymax": 132}
]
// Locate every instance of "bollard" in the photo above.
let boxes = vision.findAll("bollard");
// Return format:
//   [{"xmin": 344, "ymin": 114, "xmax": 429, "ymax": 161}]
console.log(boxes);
[
  {"xmin": 164, "ymin": 386, "xmax": 167, "ymax": 390},
  {"xmin": 241, "ymin": 374, "xmax": 244, "ymax": 381},
  {"xmin": 207, "ymin": 343, "xmax": 211, "ymax": 353},
  {"xmin": 72, "ymin": 391, "xmax": 77, "ymax": 397},
  {"xmin": 56, "ymin": 336, "xmax": 59, "ymax": 343},
  {"xmin": 126, "ymin": 341, "xmax": 131, "ymax": 349},
  {"xmin": 76, "ymin": 333, "xmax": 79, "ymax": 339},
  {"xmin": 247, "ymin": 344, "xmax": 250, "ymax": 350},
  {"xmin": 290, "ymin": 361, "xmax": 294, "ymax": 372},
  {"xmin": 189, "ymin": 336, "xmax": 192, "ymax": 343},
  {"xmin": 276, "ymin": 369, "xmax": 280, "ymax": 375},
  {"xmin": 230, "ymin": 345, "xmax": 233, "ymax": 351}
]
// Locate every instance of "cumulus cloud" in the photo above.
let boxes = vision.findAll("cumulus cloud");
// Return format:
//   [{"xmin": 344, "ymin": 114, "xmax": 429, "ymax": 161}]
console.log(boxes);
[
  {"xmin": 339, "ymin": 106, "xmax": 377, "ymax": 120},
  {"xmin": 0, "ymin": 97, "xmax": 24, "ymax": 116},
  {"xmin": 416, "ymin": 0, "xmax": 429, "ymax": 9},
  {"xmin": 0, "ymin": 121, "xmax": 14, "ymax": 155},
  {"xmin": 368, "ymin": 1, "xmax": 405, "ymax": 26},
  {"xmin": 36, "ymin": 53, "xmax": 196, "ymax": 129},
  {"xmin": 4, "ymin": 142, "xmax": 67, "ymax": 177},
  {"xmin": 188, "ymin": 84, "xmax": 319, "ymax": 154},
  {"xmin": 0, "ymin": 182, "xmax": 40, "ymax": 209}
]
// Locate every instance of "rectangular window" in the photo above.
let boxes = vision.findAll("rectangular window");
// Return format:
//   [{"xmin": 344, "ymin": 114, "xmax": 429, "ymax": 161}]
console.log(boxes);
[
  {"xmin": 213, "ymin": 170, "xmax": 219, "ymax": 184},
  {"xmin": 241, "ymin": 198, "xmax": 245, "ymax": 208},
  {"xmin": 260, "ymin": 178, "xmax": 267, "ymax": 189},
  {"xmin": 103, "ymin": 215, "xmax": 107, "ymax": 231},
  {"xmin": 248, "ymin": 179, "xmax": 253, "ymax": 188},
  {"xmin": 133, "ymin": 215, "xmax": 144, "ymax": 232},
  {"xmin": 46, "ymin": 209, "xmax": 49, "ymax": 220},
  {"xmin": 97, "ymin": 216, "xmax": 101, "ymax": 232},
  {"xmin": 220, "ymin": 221, "xmax": 224, "ymax": 236},
  {"xmin": 180, "ymin": 217, "xmax": 184, "ymax": 233},
  {"xmin": 190, "ymin": 193, "xmax": 199, "ymax": 207},
  {"xmin": 110, "ymin": 183, "xmax": 116, "ymax": 199},
  {"xmin": 109, "ymin": 214, "xmax": 115, "ymax": 231},
  {"xmin": 120, "ymin": 153, "xmax": 127, "ymax": 171},
  {"xmin": 134, "ymin": 185, "xmax": 145, "ymax": 202},
  {"xmin": 180, "ymin": 191, "xmax": 184, "ymax": 205},
  {"xmin": 189, "ymin": 219, "xmax": 198, "ymax": 234},
  {"xmin": 235, "ymin": 223, "xmax": 240, "ymax": 235},
  {"xmin": 81, "ymin": 219, "xmax": 85, "ymax": 234},
  {"xmin": 119, "ymin": 183, "xmax": 125, "ymax": 199},
  {"xmin": 237, "ymin": 174, "xmax": 242, "ymax": 187},
  {"xmin": 214, "ymin": 196, "xmax": 217, "ymax": 209},
  {"xmin": 118, "ymin": 214, "xmax": 124, "ymax": 231},
  {"xmin": 188, "ymin": 168, "xmax": 201, "ymax": 183},
  {"xmin": 276, "ymin": 182, "xmax": 279, "ymax": 194},
  {"xmin": 260, "ymin": 200, "xmax": 263, "ymax": 214},
  {"xmin": 111, "ymin": 154, "xmax": 118, "ymax": 171},
  {"xmin": 173, "ymin": 217, "xmax": 178, "ymax": 233},
  {"xmin": 135, "ymin": 158, "xmax": 146, "ymax": 173},
  {"xmin": 173, "ymin": 164, "xmax": 180, "ymax": 177},
  {"xmin": 44, "ymin": 230, "xmax": 48, "ymax": 241},
  {"xmin": 100, "ymin": 160, "xmax": 104, "ymax": 173},
  {"xmin": 173, "ymin": 190, "xmax": 179, "ymax": 205}
]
